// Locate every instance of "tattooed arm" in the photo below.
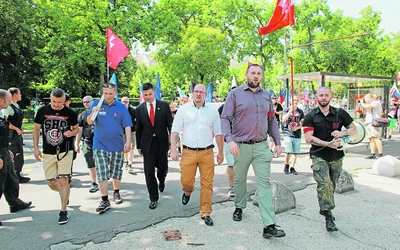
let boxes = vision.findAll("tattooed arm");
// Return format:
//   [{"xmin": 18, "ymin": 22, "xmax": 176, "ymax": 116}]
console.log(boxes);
[{"xmin": 303, "ymin": 126, "xmax": 340, "ymax": 149}]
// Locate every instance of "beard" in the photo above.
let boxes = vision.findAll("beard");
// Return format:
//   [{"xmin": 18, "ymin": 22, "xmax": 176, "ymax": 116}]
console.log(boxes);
[
  {"xmin": 318, "ymin": 99, "xmax": 330, "ymax": 108},
  {"xmin": 247, "ymin": 80, "xmax": 260, "ymax": 88}
]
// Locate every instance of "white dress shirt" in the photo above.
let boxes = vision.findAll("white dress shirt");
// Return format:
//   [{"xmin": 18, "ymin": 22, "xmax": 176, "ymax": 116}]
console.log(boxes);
[
  {"xmin": 172, "ymin": 102, "xmax": 222, "ymax": 148},
  {"xmin": 146, "ymin": 99, "xmax": 156, "ymax": 117},
  {"xmin": 2, "ymin": 101, "xmax": 19, "ymax": 117}
]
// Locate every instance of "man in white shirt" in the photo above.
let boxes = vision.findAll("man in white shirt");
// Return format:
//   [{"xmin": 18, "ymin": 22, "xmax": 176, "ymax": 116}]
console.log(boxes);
[
  {"xmin": 170, "ymin": 84, "xmax": 224, "ymax": 227},
  {"xmin": 361, "ymin": 93, "xmax": 383, "ymax": 159}
]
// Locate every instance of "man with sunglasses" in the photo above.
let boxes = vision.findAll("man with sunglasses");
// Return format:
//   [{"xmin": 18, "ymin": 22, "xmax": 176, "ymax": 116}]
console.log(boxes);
[
  {"xmin": 75, "ymin": 96, "xmax": 98, "ymax": 193},
  {"xmin": 282, "ymin": 96, "xmax": 304, "ymax": 175},
  {"xmin": 87, "ymin": 83, "xmax": 132, "ymax": 214}
]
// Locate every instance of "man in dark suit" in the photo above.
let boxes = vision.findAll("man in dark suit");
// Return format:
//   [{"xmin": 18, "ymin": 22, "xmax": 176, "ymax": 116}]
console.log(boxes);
[{"xmin": 136, "ymin": 83, "xmax": 173, "ymax": 210}]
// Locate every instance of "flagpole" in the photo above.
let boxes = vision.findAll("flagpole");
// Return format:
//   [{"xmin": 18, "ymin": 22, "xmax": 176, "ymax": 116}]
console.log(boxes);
[
  {"xmin": 106, "ymin": 27, "xmax": 109, "ymax": 81},
  {"xmin": 284, "ymin": 29, "xmax": 289, "ymax": 108},
  {"xmin": 289, "ymin": 14, "xmax": 295, "ymax": 126}
]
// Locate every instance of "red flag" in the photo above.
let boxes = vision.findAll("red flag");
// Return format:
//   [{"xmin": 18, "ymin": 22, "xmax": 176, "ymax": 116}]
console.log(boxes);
[
  {"xmin": 106, "ymin": 27, "xmax": 130, "ymax": 70},
  {"xmin": 247, "ymin": 61, "xmax": 253, "ymax": 67},
  {"xmin": 258, "ymin": 0, "xmax": 295, "ymax": 36}
]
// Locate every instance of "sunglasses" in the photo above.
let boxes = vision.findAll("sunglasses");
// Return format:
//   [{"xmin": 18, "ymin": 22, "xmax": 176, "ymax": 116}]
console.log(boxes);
[
  {"xmin": 272, "ymin": 98, "xmax": 277, "ymax": 99},
  {"xmin": 83, "ymin": 101, "xmax": 91, "ymax": 103},
  {"xmin": 103, "ymin": 83, "xmax": 116, "ymax": 88}
]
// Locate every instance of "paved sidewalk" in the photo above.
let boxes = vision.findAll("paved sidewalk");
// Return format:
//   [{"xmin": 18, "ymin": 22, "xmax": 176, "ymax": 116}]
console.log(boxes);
[
  {"xmin": 62, "ymin": 170, "xmax": 400, "ymax": 250},
  {"xmin": 1, "ymin": 131, "xmax": 399, "ymax": 250}
]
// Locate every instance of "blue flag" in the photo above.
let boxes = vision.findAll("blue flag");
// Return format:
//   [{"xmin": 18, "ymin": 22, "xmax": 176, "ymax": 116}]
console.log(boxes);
[
  {"xmin": 110, "ymin": 73, "xmax": 118, "ymax": 99},
  {"xmin": 269, "ymin": 89, "xmax": 275, "ymax": 97},
  {"xmin": 155, "ymin": 73, "xmax": 162, "ymax": 100},
  {"xmin": 206, "ymin": 83, "xmax": 213, "ymax": 103},
  {"xmin": 177, "ymin": 86, "xmax": 187, "ymax": 97}
]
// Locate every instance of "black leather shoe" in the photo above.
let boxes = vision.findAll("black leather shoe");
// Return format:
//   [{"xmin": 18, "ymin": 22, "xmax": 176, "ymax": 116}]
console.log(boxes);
[
  {"xmin": 284, "ymin": 164, "xmax": 289, "ymax": 174},
  {"xmin": 232, "ymin": 208, "xmax": 242, "ymax": 221},
  {"xmin": 159, "ymin": 182, "xmax": 165, "ymax": 193},
  {"xmin": 182, "ymin": 193, "xmax": 190, "ymax": 205},
  {"xmin": 10, "ymin": 201, "xmax": 32, "ymax": 213},
  {"xmin": 290, "ymin": 168, "xmax": 298, "ymax": 175},
  {"xmin": 149, "ymin": 201, "xmax": 157, "ymax": 210},
  {"xmin": 263, "ymin": 224, "xmax": 286, "ymax": 238},
  {"xmin": 201, "ymin": 216, "xmax": 214, "ymax": 226},
  {"xmin": 18, "ymin": 175, "xmax": 30, "ymax": 183}
]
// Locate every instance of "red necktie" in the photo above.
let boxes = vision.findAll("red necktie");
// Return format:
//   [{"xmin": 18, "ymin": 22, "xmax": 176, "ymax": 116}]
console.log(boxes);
[{"xmin": 149, "ymin": 103, "xmax": 155, "ymax": 126}]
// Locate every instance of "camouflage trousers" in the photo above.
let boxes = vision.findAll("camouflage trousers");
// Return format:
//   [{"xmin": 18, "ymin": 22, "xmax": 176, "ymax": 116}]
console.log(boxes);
[{"xmin": 311, "ymin": 156, "xmax": 343, "ymax": 210}]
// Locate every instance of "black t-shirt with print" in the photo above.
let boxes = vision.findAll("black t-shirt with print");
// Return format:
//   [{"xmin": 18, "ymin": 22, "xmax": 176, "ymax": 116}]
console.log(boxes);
[
  {"xmin": 34, "ymin": 105, "xmax": 78, "ymax": 154},
  {"xmin": 283, "ymin": 107, "xmax": 304, "ymax": 138}
]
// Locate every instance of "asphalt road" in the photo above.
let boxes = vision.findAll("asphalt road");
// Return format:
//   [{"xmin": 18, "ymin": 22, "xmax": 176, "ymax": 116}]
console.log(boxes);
[{"xmin": 0, "ymin": 132, "xmax": 399, "ymax": 250}]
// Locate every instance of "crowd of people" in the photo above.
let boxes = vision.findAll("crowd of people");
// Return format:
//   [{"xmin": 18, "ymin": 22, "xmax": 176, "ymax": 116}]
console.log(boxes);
[{"xmin": 0, "ymin": 67, "xmax": 395, "ymax": 238}]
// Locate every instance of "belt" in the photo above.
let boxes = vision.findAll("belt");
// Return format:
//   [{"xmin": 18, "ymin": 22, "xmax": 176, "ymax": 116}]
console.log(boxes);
[
  {"xmin": 183, "ymin": 145, "xmax": 214, "ymax": 151},
  {"xmin": 240, "ymin": 139, "xmax": 267, "ymax": 144}
]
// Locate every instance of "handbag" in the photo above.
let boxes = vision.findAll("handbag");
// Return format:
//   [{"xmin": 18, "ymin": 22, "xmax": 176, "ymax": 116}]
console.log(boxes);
[{"xmin": 371, "ymin": 109, "xmax": 390, "ymax": 127}]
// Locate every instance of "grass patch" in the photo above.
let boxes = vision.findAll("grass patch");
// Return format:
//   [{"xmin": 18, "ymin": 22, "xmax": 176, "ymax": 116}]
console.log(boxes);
[{"xmin": 22, "ymin": 123, "xmax": 35, "ymax": 130}]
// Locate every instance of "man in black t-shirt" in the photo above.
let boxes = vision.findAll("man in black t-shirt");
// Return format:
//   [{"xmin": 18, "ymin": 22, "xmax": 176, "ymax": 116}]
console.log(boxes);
[
  {"xmin": 33, "ymin": 88, "xmax": 79, "ymax": 225},
  {"xmin": 270, "ymin": 95, "xmax": 283, "ymax": 149},
  {"xmin": 282, "ymin": 97, "xmax": 304, "ymax": 175},
  {"xmin": 302, "ymin": 87, "xmax": 356, "ymax": 232},
  {"xmin": 76, "ymin": 95, "xmax": 98, "ymax": 193},
  {"xmin": 272, "ymin": 95, "xmax": 283, "ymax": 123}
]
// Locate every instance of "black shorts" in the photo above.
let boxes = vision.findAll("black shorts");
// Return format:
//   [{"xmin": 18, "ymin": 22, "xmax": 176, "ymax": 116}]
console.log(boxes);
[{"xmin": 82, "ymin": 143, "xmax": 95, "ymax": 168}]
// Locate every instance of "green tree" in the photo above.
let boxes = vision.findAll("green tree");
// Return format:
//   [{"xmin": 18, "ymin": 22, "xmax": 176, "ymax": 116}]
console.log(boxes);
[{"xmin": 0, "ymin": 0, "xmax": 43, "ymax": 98}]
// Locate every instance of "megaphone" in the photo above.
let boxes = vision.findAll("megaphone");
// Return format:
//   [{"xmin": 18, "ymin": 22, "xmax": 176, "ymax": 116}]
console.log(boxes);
[{"xmin": 338, "ymin": 120, "xmax": 366, "ymax": 150}]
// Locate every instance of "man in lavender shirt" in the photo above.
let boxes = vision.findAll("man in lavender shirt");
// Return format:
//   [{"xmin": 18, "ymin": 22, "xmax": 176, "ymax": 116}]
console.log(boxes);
[{"xmin": 221, "ymin": 64, "xmax": 285, "ymax": 239}]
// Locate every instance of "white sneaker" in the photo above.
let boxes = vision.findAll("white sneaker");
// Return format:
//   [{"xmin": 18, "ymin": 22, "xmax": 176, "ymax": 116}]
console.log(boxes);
[{"xmin": 228, "ymin": 186, "xmax": 235, "ymax": 197}]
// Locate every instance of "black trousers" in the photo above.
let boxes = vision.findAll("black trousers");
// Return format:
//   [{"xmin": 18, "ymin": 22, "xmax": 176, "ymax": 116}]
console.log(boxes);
[
  {"xmin": 8, "ymin": 132, "xmax": 24, "ymax": 174},
  {"xmin": 143, "ymin": 137, "xmax": 168, "ymax": 202},
  {"xmin": 0, "ymin": 148, "xmax": 24, "ymax": 208}
]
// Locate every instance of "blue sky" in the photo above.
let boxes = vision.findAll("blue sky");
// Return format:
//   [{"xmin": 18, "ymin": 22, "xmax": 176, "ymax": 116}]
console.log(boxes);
[{"xmin": 327, "ymin": 0, "xmax": 399, "ymax": 34}]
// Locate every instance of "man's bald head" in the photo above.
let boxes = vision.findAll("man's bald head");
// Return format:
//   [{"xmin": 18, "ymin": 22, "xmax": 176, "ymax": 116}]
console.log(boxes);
[{"xmin": 0, "ymin": 89, "xmax": 12, "ymax": 110}]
